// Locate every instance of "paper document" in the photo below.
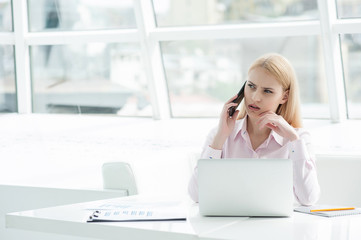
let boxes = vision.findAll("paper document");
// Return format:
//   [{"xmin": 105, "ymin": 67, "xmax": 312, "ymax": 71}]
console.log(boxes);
[
  {"xmin": 294, "ymin": 205, "xmax": 361, "ymax": 217},
  {"xmin": 86, "ymin": 199, "xmax": 187, "ymax": 222}
]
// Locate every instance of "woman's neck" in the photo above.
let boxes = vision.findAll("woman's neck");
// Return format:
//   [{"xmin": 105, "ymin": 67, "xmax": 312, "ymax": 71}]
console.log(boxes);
[{"xmin": 246, "ymin": 115, "xmax": 271, "ymax": 137}]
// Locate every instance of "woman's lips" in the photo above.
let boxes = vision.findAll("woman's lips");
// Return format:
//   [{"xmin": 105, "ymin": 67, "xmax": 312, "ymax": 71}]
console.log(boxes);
[{"xmin": 248, "ymin": 104, "xmax": 260, "ymax": 111}]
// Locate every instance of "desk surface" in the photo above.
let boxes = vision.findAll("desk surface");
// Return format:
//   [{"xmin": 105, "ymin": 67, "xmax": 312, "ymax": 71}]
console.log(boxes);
[{"xmin": 6, "ymin": 195, "xmax": 361, "ymax": 240}]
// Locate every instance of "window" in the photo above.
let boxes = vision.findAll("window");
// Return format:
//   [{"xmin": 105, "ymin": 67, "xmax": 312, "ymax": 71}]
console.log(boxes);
[
  {"xmin": 27, "ymin": 0, "xmax": 136, "ymax": 31},
  {"xmin": 31, "ymin": 43, "xmax": 151, "ymax": 116},
  {"xmin": 4, "ymin": 0, "xmax": 361, "ymax": 120},
  {"xmin": 336, "ymin": 0, "xmax": 361, "ymax": 119},
  {"xmin": 161, "ymin": 37, "xmax": 328, "ymax": 118},
  {"xmin": 0, "ymin": 45, "xmax": 16, "ymax": 112},
  {"xmin": 340, "ymin": 34, "xmax": 361, "ymax": 119},
  {"xmin": 0, "ymin": 0, "xmax": 12, "ymax": 31},
  {"xmin": 0, "ymin": 1, "xmax": 15, "ymax": 112},
  {"xmin": 153, "ymin": 0, "xmax": 318, "ymax": 27},
  {"xmin": 336, "ymin": 0, "xmax": 361, "ymax": 19}
]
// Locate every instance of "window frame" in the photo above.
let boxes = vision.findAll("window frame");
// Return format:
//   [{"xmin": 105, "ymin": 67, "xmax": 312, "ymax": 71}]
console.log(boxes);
[{"xmin": 2, "ymin": 0, "xmax": 361, "ymax": 121}]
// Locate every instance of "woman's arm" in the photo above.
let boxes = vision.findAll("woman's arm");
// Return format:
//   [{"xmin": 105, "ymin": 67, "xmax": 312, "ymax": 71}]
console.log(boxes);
[
  {"xmin": 256, "ymin": 112, "xmax": 320, "ymax": 205},
  {"xmin": 188, "ymin": 127, "xmax": 221, "ymax": 202},
  {"xmin": 188, "ymin": 95, "xmax": 240, "ymax": 202},
  {"xmin": 290, "ymin": 130, "xmax": 321, "ymax": 206},
  {"xmin": 211, "ymin": 94, "xmax": 240, "ymax": 149}
]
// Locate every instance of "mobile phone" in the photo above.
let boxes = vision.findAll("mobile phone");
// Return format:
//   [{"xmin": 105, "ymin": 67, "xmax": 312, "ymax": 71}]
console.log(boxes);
[{"xmin": 228, "ymin": 82, "xmax": 246, "ymax": 117}]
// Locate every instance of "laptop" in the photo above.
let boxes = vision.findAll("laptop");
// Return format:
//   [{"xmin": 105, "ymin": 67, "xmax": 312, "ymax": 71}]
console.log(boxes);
[{"xmin": 198, "ymin": 158, "xmax": 293, "ymax": 217}]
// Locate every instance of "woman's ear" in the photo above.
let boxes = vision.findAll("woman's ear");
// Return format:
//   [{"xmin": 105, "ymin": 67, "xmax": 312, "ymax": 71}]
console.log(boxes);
[{"xmin": 280, "ymin": 90, "xmax": 289, "ymax": 104}]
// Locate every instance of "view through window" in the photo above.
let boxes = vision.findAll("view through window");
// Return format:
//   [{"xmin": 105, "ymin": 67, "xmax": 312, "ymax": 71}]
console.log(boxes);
[
  {"xmin": 153, "ymin": 0, "xmax": 318, "ymax": 27},
  {"xmin": 2, "ymin": 0, "xmax": 361, "ymax": 119},
  {"xmin": 161, "ymin": 37, "xmax": 328, "ymax": 118}
]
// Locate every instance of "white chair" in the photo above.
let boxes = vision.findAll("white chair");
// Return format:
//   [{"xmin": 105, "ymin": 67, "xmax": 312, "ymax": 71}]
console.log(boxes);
[
  {"xmin": 316, "ymin": 154, "xmax": 361, "ymax": 207},
  {"xmin": 102, "ymin": 162, "xmax": 138, "ymax": 196}
]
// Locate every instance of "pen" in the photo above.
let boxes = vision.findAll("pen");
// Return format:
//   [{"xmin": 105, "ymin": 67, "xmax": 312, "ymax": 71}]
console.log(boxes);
[{"xmin": 310, "ymin": 207, "xmax": 355, "ymax": 212}]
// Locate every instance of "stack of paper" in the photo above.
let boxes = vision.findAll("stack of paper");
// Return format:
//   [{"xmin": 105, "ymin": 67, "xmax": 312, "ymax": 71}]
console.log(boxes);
[
  {"xmin": 294, "ymin": 205, "xmax": 361, "ymax": 217},
  {"xmin": 86, "ymin": 200, "xmax": 187, "ymax": 222}
]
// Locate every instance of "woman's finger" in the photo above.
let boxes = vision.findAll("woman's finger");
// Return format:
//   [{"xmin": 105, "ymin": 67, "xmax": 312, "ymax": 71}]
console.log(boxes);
[
  {"xmin": 257, "ymin": 113, "xmax": 279, "ymax": 129},
  {"xmin": 225, "ymin": 94, "xmax": 239, "ymax": 104},
  {"xmin": 262, "ymin": 123, "xmax": 276, "ymax": 131},
  {"xmin": 228, "ymin": 109, "xmax": 239, "ymax": 119},
  {"xmin": 223, "ymin": 102, "xmax": 239, "ymax": 114}
]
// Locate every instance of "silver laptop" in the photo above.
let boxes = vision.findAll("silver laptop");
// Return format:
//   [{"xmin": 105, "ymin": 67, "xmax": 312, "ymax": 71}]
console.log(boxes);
[{"xmin": 198, "ymin": 158, "xmax": 293, "ymax": 217}]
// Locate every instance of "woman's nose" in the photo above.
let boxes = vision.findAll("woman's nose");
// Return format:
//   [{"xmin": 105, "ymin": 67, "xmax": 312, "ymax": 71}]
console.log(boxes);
[{"xmin": 251, "ymin": 90, "xmax": 261, "ymax": 102}]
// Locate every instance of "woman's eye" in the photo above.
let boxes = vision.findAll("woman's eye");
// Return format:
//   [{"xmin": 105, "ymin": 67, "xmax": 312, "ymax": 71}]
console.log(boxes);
[
  {"xmin": 264, "ymin": 90, "xmax": 273, "ymax": 94},
  {"xmin": 248, "ymin": 84, "xmax": 255, "ymax": 89}
]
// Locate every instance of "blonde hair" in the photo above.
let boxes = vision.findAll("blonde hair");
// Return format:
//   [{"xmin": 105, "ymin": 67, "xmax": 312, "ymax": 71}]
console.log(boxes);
[{"xmin": 237, "ymin": 53, "xmax": 302, "ymax": 128}]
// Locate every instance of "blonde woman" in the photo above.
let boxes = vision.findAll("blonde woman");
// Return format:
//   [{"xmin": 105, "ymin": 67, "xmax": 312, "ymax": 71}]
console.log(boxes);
[{"xmin": 188, "ymin": 53, "xmax": 320, "ymax": 206}]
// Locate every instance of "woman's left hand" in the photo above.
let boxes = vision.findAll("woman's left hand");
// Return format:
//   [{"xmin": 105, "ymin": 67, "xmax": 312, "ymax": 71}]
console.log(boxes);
[{"xmin": 257, "ymin": 111, "xmax": 299, "ymax": 141}]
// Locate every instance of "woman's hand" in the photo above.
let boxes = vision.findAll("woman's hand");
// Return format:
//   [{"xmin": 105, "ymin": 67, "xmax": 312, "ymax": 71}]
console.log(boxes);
[
  {"xmin": 211, "ymin": 95, "xmax": 240, "ymax": 150},
  {"xmin": 257, "ymin": 111, "xmax": 299, "ymax": 142}
]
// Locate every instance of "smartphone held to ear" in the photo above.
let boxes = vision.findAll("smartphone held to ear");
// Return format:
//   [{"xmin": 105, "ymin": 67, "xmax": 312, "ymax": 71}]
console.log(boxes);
[{"xmin": 228, "ymin": 82, "xmax": 246, "ymax": 117}]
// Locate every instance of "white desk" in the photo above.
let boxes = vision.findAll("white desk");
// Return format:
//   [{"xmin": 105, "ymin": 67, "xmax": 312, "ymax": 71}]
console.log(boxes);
[{"xmin": 6, "ymin": 195, "xmax": 361, "ymax": 240}]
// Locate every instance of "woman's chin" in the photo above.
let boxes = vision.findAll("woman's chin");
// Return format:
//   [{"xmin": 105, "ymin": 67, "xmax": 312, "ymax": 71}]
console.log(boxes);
[{"xmin": 246, "ymin": 111, "xmax": 260, "ymax": 119}]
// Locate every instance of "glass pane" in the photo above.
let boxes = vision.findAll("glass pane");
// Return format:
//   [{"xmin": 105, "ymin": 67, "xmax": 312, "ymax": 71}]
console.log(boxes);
[
  {"xmin": 31, "ymin": 43, "xmax": 152, "ymax": 116},
  {"xmin": 28, "ymin": 0, "xmax": 136, "ymax": 32},
  {"xmin": 0, "ymin": 0, "xmax": 12, "ymax": 31},
  {"xmin": 337, "ymin": 0, "xmax": 361, "ymax": 19},
  {"xmin": 0, "ymin": 45, "xmax": 16, "ymax": 112},
  {"xmin": 340, "ymin": 34, "xmax": 361, "ymax": 119},
  {"xmin": 153, "ymin": 0, "xmax": 318, "ymax": 27},
  {"xmin": 160, "ymin": 37, "xmax": 328, "ymax": 118}
]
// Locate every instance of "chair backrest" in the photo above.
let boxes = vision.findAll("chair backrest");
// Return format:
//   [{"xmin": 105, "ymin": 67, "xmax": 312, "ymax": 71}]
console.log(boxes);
[
  {"xmin": 316, "ymin": 154, "xmax": 361, "ymax": 207},
  {"xmin": 102, "ymin": 162, "xmax": 138, "ymax": 195}
]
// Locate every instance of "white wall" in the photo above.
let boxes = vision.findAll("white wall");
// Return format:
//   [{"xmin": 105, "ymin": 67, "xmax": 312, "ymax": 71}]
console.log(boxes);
[{"xmin": 1, "ymin": 114, "xmax": 361, "ymax": 195}]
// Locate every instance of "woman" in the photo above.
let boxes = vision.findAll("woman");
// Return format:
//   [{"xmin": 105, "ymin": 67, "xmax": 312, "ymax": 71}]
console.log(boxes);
[{"xmin": 188, "ymin": 53, "xmax": 320, "ymax": 206}]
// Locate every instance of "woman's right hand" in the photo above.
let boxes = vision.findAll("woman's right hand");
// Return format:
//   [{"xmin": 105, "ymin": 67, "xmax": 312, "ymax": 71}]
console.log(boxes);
[{"xmin": 210, "ymin": 95, "xmax": 240, "ymax": 150}]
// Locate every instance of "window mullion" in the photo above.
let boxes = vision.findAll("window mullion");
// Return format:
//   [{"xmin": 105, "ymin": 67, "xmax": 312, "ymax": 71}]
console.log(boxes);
[
  {"xmin": 318, "ymin": 0, "xmax": 347, "ymax": 122},
  {"xmin": 26, "ymin": 30, "xmax": 139, "ymax": 45},
  {"xmin": 150, "ymin": 21, "xmax": 320, "ymax": 41},
  {"xmin": 334, "ymin": 18, "xmax": 361, "ymax": 34},
  {"xmin": 134, "ymin": 0, "xmax": 171, "ymax": 120},
  {"xmin": 13, "ymin": 0, "xmax": 32, "ymax": 113}
]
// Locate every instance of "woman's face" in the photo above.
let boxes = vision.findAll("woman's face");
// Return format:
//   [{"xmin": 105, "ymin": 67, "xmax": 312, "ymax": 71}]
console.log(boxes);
[{"xmin": 244, "ymin": 67, "xmax": 288, "ymax": 119}]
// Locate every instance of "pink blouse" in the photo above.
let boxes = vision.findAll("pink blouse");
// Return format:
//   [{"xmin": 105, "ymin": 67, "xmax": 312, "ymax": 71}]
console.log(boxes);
[{"xmin": 188, "ymin": 117, "xmax": 320, "ymax": 206}]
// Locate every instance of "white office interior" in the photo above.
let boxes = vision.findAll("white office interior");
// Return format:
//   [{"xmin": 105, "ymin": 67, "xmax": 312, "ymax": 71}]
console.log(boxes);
[{"xmin": 1, "ymin": 0, "xmax": 361, "ymax": 239}]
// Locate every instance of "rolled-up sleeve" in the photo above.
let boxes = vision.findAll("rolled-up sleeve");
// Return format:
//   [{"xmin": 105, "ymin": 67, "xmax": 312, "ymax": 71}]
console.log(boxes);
[{"xmin": 290, "ymin": 130, "xmax": 321, "ymax": 206}]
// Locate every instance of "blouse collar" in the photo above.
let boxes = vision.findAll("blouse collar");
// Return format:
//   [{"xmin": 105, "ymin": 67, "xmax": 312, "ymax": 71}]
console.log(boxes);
[{"xmin": 232, "ymin": 116, "xmax": 286, "ymax": 147}]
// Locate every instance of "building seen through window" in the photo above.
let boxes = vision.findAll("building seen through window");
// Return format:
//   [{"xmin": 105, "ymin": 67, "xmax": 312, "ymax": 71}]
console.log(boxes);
[
  {"xmin": 28, "ymin": 0, "xmax": 151, "ymax": 115},
  {"xmin": 161, "ymin": 37, "xmax": 329, "ymax": 118},
  {"xmin": 1, "ymin": 0, "xmax": 361, "ymax": 118},
  {"xmin": 153, "ymin": 0, "xmax": 318, "ymax": 27},
  {"xmin": 0, "ymin": 45, "xmax": 16, "ymax": 113}
]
